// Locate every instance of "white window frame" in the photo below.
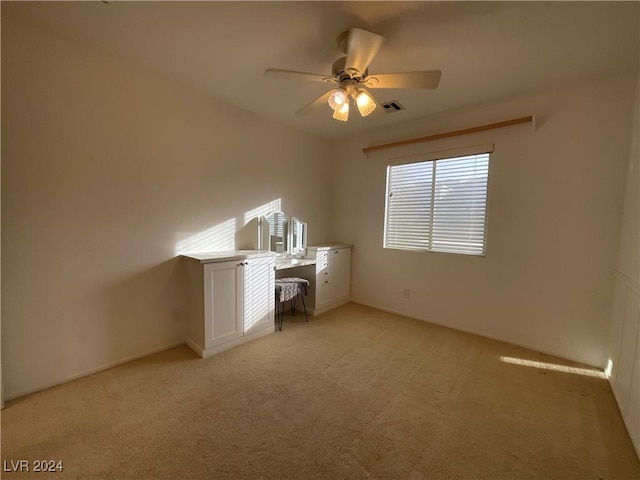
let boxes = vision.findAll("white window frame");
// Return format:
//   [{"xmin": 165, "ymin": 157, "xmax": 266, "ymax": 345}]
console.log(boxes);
[{"xmin": 383, "ymin": 144, "xmax": 493, "ymax": 257}]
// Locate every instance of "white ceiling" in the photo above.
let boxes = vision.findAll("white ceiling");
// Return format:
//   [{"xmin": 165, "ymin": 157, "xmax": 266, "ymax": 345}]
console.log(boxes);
[{"xmin": 6, "ymin": 1, "xmax": 639, "ymax": 140}]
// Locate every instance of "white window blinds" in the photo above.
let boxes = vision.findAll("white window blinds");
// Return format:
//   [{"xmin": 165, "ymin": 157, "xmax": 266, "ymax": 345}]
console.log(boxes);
[{"xmin": 384, "ymin": 152, "xmax": 490, "ymax": 256}]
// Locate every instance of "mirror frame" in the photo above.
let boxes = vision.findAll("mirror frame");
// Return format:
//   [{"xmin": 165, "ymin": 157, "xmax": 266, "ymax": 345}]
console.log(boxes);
[
  {"xmin": 288, "ymin": 217, "xmax": 307, "ymax": 257},
  {"xmin": 260, "ymin": 211, "xmax": 289, "ymax": 255}
]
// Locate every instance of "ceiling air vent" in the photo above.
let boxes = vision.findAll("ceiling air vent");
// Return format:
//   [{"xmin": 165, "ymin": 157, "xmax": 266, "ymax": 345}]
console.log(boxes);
[{"xmin": 381, "ymin": 101, "xmax": 405, "ymax": 113}]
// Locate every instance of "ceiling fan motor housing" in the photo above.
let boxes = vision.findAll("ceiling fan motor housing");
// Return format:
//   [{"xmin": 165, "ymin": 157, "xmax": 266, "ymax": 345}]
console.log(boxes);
[{"xmin": 332, "ymin": 57, "xmax": 367, "ymax": 82}]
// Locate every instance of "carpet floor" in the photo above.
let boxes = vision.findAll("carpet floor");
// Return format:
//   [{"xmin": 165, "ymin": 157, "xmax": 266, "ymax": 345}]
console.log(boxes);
[{"xmin": 2, "ymin": 303, "xmax": 639, "ymax": 479}]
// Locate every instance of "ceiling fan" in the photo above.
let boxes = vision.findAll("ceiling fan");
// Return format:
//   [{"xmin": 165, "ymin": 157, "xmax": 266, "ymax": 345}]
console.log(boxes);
[{"xmin": 264, "ymin": 28, "xmax": 441, "ymax": 122}]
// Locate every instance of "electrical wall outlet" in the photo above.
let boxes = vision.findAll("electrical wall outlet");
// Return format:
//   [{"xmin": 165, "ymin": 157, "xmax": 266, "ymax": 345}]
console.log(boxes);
[{"xmin": 403, "ymin": 289, "xmax": 411, "ymax": 299}]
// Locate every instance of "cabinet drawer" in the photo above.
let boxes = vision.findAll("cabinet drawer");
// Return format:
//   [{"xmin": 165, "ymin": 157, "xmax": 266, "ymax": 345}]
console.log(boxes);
[
  {"xmin": 316, "ymin": 252, "xmax": 330, "ymax": 272},
  {"xmin": 316, "ymin": 248, "xmax": 350, "ymax": 271},
  {"xmin": 316, "ymin": 268, "xmax": 334, "ymax": 281},
  {"xmin": 316, "ymin": 278, "xmax": 337, "ymax": 304}
]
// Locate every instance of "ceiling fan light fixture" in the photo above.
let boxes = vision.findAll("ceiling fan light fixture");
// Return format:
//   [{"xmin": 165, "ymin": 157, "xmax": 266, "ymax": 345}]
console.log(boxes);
[
  {"xmin": 332, "ymin": 101, "xmax": 349, "ymax": 121},
  {"xmin": 327, "ymin": 88, "xmax": 348, "ymax": 110},
  {"xmin": 264, "ymin": 28, "xmax": 442, "ymax": 121},
  {"xmin": 355, "ymin": 88, "xmax": 377, "ymax": 117}
]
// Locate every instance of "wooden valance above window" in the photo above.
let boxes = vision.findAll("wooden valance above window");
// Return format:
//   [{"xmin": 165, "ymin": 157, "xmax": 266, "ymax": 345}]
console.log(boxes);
[{"xmin": 362, "ymin": 116, "xmax": 535, "ymax": 154}]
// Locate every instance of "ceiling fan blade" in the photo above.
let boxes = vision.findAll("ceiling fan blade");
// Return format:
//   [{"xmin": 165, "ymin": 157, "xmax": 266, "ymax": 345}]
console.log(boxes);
[
  {"xmin": 364, "ymin": 70, "xmax": 442, "ymax": 90},
  {"xmin": 345, "ymin": 28, "xmax": 385, "ymax": 76},
  {"xmin": 296, "ymin": 90, "xmax": 335, "ymax": 115},
  {"xmin": 264, "ymin": 68, "xmax": 336, "ymax": 83}
]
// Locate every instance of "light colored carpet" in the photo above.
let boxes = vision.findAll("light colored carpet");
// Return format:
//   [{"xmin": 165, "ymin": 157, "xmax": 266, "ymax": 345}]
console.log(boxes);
[{"xmin": 2, "ymin": 303, "xmax": 639, "ymax": 479}]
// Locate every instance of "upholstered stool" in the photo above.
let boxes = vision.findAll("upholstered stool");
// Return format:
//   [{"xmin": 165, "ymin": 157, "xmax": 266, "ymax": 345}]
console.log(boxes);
[{"xmin": 274, "ymin": 277, "xmax": 309, "ymax": 331}]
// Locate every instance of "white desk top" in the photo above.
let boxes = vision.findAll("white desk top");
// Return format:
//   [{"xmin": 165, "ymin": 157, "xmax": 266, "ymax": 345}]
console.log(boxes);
[
  {"xmin": 182, "ymin": 244, "xmax": 351, "ymax": 266},
  {"xmin": 275, "ymin": 257, "xmax": 317, "ymax": 270},
  {"xmin": 307, "ymin": 244, "xmax": 353, "ymax": 251},
  {"xmin": 181, "ymin": 250, "xmax": 276, "ymax": 264}
]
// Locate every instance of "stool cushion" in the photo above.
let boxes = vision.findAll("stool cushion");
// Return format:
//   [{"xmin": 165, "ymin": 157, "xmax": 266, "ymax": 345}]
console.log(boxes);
[
  {"xmin": 275, "ymin": 282, "xmax": 298, "ymax": 302},
  {"xmin": 276, "ymin": 277, "xmax": 309, "ymax": 296}
]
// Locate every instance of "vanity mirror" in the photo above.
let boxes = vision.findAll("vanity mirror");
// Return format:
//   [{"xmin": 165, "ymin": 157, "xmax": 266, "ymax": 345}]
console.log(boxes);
[
  {"xmin": 260, "ymin": 211, "xmax": 288, "ymax": 254},
  {"xmin": 289, "ymin": 217, "xmax": 307, "ymax": 256}
]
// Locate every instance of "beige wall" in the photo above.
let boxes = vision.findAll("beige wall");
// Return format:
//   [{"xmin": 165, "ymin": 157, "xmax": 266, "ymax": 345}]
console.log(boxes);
[
  {"xmin": 607, "ymin": 74, "xmax": 640, "ymax": 457},
  {"xmin": 1, "ymin": 18, "xmax": 333, "ymax": 399},
  {"xmin": 2, "ymin": 11, "xmax": 637, "ymax": 404},
  {"xmin": 332, "ymin": 75, "xmax": 636, "ymax": 368}
]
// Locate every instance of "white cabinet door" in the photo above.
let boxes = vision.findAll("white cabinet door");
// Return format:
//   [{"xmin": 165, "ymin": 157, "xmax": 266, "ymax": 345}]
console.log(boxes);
[
  {"xmin": 316, "ymin": 278, "xmax": 337, "ymax": 310},
  {"xmin": 242, "ymin": 257, "xmax": 275, "ymax": 334},
  {"xmin": 204, "ymin": 261, "xmax": 243, "ymax": 349},
  {"xmin": 332, "ymin": 248, "xmax": 351, "ymax": 301},
  {"xmin": 311, "ymin": 247, "xmax": 351, "ymax": 313}
]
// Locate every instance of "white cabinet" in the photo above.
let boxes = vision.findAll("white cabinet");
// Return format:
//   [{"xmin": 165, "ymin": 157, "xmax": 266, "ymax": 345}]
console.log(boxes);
[
  {"xmin": 306, "ymin": 245, "xmax": 351, "ymax": 315},
  {"xmin": 184, "ymin": 254, "xmax": 275, "ymax": 358},
  {"xmin": 204, "ymin": 260, "xmax": 243, "ymax": 348}
]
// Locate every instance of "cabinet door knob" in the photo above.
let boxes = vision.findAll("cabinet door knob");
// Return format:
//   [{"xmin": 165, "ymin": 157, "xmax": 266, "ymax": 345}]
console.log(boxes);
[{"xmin": 324, "ymin": 280, "xmax": 329, "ymax": 284}]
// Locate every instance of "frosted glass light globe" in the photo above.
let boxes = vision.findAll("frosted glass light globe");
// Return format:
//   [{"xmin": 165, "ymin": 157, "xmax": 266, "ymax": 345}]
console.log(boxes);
[{"xmin": 328, "ymin": 89, "xmax": 348, "ymax": 110}]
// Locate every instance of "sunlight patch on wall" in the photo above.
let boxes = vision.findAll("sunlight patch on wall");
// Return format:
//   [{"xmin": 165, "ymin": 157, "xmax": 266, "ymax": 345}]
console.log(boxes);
[
  {"xmin": 605, "ymin": 358, "xmax": 613, "ymax": 379},
  {"xmin": 243, "ymin": 199, "xmax": 282, "ymax": 225},
  {"xmin": 175, "ymin": 218, "xmax": 236, "ymax": 254},
  {"xmin": 243, "ymin": 262, "xmax": 271, "ymax": 331},
  {"xmin": 499, "ymin": 356, "xmax": 606, "ymax": 379}
]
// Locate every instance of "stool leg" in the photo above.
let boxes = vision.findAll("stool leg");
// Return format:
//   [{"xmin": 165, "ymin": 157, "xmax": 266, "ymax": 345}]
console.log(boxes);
[
  {"xmin": 301, "ymin": 295, "xmax": 308, "ymax": 322},
  {"xmin": 274, "ymin": 295, "xmax": 278, "ymax": 331},
  {"xmin": 276, "ymin": 299, "xmax": 282, "ymax": 331}
]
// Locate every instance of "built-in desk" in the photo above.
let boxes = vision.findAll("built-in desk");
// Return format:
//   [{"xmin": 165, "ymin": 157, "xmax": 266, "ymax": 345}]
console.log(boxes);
[
  {"xmin": 273, "ymin": 245, "xmax": 352, "ymax": 316},
  {"xmin": 181, "ymin": 244, "xmax": 351, "ymax": 359}
]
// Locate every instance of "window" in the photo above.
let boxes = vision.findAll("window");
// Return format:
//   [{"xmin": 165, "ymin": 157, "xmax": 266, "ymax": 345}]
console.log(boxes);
[{"xmin": 384, "ymin": 151, "xmax": 490, "ymax": 256}]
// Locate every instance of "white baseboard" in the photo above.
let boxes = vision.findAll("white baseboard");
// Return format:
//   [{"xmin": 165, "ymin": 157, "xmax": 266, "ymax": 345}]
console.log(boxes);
[
  {"xmin": 184, "ymin": 336, "xmax": 204, "ymax": 357},
  {"xmin": 310, "ymin": 299, "xmax": 351, "ymax": 317},
  {"xmin": 5, "ymin": 341, "xmax": 186, "ymax": 402},
  {"xmin": 351, "ymin": 299, "xmax": 603, "ymax": 369},
  {"xmin": 187, "ymin": 326, "xmax": 274, "ymax": 359}
]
